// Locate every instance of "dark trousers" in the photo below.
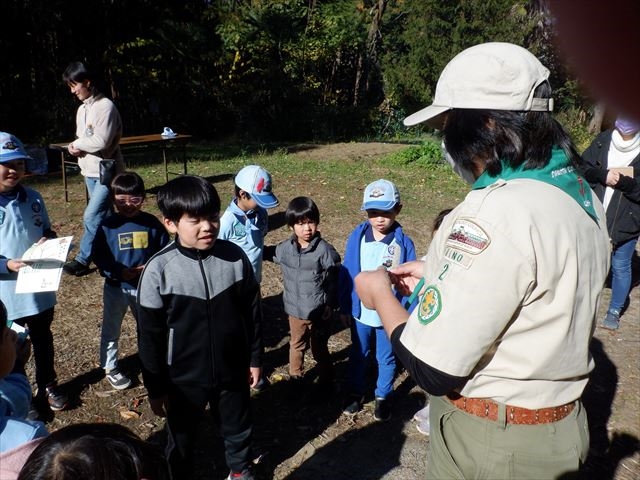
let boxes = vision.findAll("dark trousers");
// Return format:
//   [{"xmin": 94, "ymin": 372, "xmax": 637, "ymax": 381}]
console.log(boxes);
[
  {"xmin": 14, "ymin": 307, "xmax": 57, "ymax": 392},
  {"xmin": 166, "ymin": 382, "xmax": 253, "ymax": 478}
]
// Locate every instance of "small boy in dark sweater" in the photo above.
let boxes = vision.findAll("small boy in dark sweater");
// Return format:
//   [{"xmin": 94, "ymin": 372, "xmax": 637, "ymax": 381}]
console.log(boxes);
[{"xmin": 91, "ymin": 172, "xmax": 169, "ymax": 389}]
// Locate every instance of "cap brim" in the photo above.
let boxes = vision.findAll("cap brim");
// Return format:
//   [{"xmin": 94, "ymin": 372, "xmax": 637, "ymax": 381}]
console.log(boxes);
[
  {"xmin": 403, "ymin": 105, "xmax": 451, "ymax": 129},
  {"xmin": 253, "ymin": 193, "xmax": 279, "ymax": 209},
  {"xmin": 0, "ymin": 153, "xmax": 32, "ymax": 163},
  {"xmin": 362, "ymin": 200, "xmax": 397, "ymax": 211}
]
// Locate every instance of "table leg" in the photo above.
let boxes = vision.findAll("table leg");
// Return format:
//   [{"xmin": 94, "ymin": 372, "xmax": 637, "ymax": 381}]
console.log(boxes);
[
  {"xmin": 61, "ymin": 151, "xmax": 68, "ymax": 202},
  {"xmin": 163, "ymin": 147, "xmax": 168, "ymax": 183}
]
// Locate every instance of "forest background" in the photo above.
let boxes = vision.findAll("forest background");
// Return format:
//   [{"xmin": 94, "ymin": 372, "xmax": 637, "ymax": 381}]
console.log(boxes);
[{"xmin": 2, "ymin": 0, "xmax": 603, "ymax": 149}]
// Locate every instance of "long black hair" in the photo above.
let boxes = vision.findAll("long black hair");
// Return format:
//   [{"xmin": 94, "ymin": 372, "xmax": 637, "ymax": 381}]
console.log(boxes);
[{"xmin": 443, "ymin": 82, "xmax": 581, "ymax": 176}]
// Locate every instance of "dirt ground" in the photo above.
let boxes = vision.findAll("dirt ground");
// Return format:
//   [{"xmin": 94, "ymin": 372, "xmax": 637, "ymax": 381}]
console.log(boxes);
[{"xmin": 25, "ymin": 142, "xmax": 639, "ymax": 479}]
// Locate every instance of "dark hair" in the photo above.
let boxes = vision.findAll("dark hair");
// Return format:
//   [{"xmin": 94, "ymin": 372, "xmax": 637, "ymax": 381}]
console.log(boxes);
[
  {"xmin": 443, "ymin": 82, "xmax": 581, "ymax": 176},
  {"xmin": 156, "ymin": 175, "xmax": 220, "ymax": 222},
  {"xmin": 285, "ymin": 196, "xmax": 320, "ymax": 227},
  {"xmin": 432, "ymin": 208, "xmax": 453, "ymax": 234},
  {"xmin": 0, "ymin": 301, "xmax": 6, "ymax": 336},
  {"xmin": 62, "ymin": 61, "xmax": 94, "ymax": 85},
  {"xmin": 18, "ymin": 423, "xmax": 169, "ymax": 480},
  {"xmin": 111, "ymin": 172, "xmax": 146, "ymax": 197}
]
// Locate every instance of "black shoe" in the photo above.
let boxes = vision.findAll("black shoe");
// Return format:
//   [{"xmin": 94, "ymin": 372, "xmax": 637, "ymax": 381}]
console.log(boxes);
[
  {"xmin": 374, "ymin": 397, "xmax": 390, "ymax": 422},
  {"xmin": 45, "ymin": 383, "xmax": 69, "ymax": 411},
  {"xmin": 63, "ymin": 259, "xmax": 90, "ymax": 276},
  {"xmin": 342, "ymin": 394, "xmax": 362, "ymax": 415}
]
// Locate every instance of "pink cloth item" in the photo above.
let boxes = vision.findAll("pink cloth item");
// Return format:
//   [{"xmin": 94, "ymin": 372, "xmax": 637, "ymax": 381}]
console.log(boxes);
[{"xmin": 0, "ymin": 438, "xmax": 43, "ymax": 480}]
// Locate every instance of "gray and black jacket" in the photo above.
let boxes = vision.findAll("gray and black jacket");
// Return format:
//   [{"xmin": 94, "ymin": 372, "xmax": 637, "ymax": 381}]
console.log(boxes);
[
  {"xmin": 268, "ymin": 233, "xmax": 341, "ymax": 321},
  {"xmin": 137, "ymin": 238, "xmax": 262, "ymax": 399}
]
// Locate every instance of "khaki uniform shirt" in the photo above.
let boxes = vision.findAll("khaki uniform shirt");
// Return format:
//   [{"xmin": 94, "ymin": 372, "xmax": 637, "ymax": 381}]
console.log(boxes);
[{"xmin": 400, "ymin": 178, "xmax": 610, "ymax": 409}]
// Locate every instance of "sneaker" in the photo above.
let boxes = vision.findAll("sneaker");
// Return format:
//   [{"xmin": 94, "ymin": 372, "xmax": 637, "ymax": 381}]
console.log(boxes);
[
  {"xmin": 106, "ymin": 368, "xmax": 132, "ymax": 390},
  {"xmin": 342, "ymin": 394, "xmax": 362, "ymax": 415},
  {"xmin": 63, "ymin": 259, "xmax": 90, "ymax": 276},
  {"xmin": 227, "ymin": 469, "xmax": 255, "ymax": 480},
  {"xmin": 374, "ymin": 397, "xmax": 391, "ymax": 422},
  {"xmin": 601, "ymin": 312, "xmax": 620, "ymax": 330},
  {"xmin": 45, "ymin": 384, "xmax": 69, "ymax": 411}
]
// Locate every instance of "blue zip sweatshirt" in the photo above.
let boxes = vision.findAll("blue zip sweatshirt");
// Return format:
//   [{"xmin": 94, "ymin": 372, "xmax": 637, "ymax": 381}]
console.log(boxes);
[{"xmin": 338, "ymin": 221, "xmax": 417, "ymax": 319}]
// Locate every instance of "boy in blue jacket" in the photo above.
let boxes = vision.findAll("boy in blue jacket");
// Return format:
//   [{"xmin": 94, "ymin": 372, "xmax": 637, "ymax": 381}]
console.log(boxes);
[
  {"xmin": 339, "ymin": 179, "xmax": 416, "ymax": 421},
  {"xmin": 92, "ymin": 172, "xmax": 169, "ymax": 389}
]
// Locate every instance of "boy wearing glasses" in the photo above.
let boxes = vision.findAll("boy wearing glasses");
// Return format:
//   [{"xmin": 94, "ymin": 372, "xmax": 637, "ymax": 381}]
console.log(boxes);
[{"xmin": 91, "ymin": 172, "xmax": 169, "ymax": 389}]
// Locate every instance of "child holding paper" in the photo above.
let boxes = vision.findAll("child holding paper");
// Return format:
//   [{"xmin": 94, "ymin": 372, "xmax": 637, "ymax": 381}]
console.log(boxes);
[{"xmin": 0, "ymin": 132, "xmax": 69, "ymax": 416}]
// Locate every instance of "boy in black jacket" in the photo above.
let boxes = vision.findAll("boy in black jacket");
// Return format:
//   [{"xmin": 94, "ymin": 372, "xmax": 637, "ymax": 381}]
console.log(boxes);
[{"xmin": 137, "ymin": 176, "xmax": 262, "ymax": 480}]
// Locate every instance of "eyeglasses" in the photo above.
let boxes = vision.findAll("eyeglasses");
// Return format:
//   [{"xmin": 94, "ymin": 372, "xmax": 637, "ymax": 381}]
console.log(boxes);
[{"xmin": 114, "ymin": 196, "xmax": 144, "ymax": 206}]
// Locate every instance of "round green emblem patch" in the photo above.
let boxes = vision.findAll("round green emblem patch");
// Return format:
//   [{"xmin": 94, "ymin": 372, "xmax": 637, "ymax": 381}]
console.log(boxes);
[{"xmin": 418, "ymin": 285, "xmax": 442, "ymax": 325}]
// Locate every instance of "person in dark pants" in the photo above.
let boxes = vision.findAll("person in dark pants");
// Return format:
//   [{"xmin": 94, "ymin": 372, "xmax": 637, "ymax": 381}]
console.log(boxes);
[
  {"xmin": 582, "ymin": 117, "xmax": 640, "ymax": 330},
  {"xmin": 0, "ymin": 132, "xmax": 69, "ymax": 416},
  {"xmin": 137, "ymin": 176, "xmax": 262, "ymax": 480}
]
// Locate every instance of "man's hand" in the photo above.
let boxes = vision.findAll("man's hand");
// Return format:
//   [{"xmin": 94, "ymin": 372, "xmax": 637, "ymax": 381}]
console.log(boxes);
[
  {"xmin": 606, "ymin": 170, "xmax": 621, "ymax": 187},
  {"xmin": 389, "ymin": 260, "xmax": 426, "ymax": 297},
  {"xmin": 67, "ymin": 143, "xmax": 86, "ymax": 158},
  {"xmin": 249, "ymin": 367, "xmax": 262, "ymax": 388},
  {"xmin": 354, "ymin": 268, "xmax": 393, "ymax": 310},
  {"xmin": 149, "ymin": 395, "xmax": 168, "ymax": 417}
]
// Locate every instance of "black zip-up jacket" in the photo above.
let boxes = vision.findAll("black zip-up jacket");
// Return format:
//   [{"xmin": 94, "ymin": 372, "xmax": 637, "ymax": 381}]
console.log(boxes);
[
  {"xmin": 137, "ymin": 238, "xmax": 262, "ymax": 399},
  {"xmin": 582, "ymin": 130, "xmax": 640, "ymax": 245}
]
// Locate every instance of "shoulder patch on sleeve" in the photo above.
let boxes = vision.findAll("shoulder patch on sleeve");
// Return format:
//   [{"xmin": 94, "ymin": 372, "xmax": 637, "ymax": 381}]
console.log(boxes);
[
  {"xmin": 418, "ymin": 285, "xmax": 442, "ymax": 325},
  {"xmin": 445, "ymin": 218, "xmax": 490, "ymax": 254}
]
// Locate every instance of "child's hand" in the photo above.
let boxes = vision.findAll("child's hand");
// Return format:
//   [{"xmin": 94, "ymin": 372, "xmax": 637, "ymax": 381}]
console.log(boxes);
[
  {"xmin": 121, "ymin": 266, "xmax": 144, "ymax": 281},
  {"xmin": 249, "ymin": 367, "xmax": 262, "ymax": 388},
  {"xmin": 389, "ymin": 260, "xmax": 426, "ymax": 297},
  {"xmin": 6, "ymin": 259, "xmax": 27, "ymax": 272},
  {"xmin": 149, "ymin": 395, "xmax": 168, "ymax": 417}
]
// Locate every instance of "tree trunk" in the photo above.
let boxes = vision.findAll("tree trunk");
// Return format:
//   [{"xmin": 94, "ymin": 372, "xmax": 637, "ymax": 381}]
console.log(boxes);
[
  {"xmin": 353, "ymin": 0, "xmax": 387, "ymax": 107},
  {"xmin": 589, "ymin": 102, "xmax": 606, "ymax": 134}
]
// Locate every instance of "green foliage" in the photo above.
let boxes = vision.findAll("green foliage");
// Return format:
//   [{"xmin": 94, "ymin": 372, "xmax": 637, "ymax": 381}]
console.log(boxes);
[
  {"xmin": 384, "ymin": 140, "xmax": 444, "ymax": 168},
  {"xmin": 555, "ymin": 108, "xmax": 593, "ymax": 153}
]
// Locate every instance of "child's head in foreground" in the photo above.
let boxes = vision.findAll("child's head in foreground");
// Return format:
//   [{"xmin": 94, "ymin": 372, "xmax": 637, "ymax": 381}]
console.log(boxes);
[
  {"xmin": 0, "ymin": 132, "xmax": 32, "ymax": 194},
  {"xmin": 286, "ymin": 196, "xmax": 321, "ymax": 245},
  {"xmin": 111, "ymin": 171, "xmax": 146, "ymax": 218},
  {"xmin": 361, "ymin": 179, "xmax": 402, "ymax": 235},
  {"xmin": 0, "ymin": 301, "xmax": 17, "ymax": 380},
  {"xmin": 157, "ymin": 175, "xmax": 221, "ymax": 251},
  {"xmin": 18, "ymin": 422, "xmax": 170, "ymax": 480}
]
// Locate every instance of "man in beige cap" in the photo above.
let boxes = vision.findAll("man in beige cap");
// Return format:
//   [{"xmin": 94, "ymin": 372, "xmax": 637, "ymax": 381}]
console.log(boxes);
[{"xmin": 355, "ymin": 42, "xmax": 610, "ymax": 479}]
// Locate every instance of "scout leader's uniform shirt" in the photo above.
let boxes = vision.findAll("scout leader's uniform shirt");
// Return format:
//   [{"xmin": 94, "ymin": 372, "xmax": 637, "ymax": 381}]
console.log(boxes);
[
  {"xmin": 399, "ymin": 149, "xmax": 610, "ymax": 409},
  {"xmin": 218, "ymin": 199, "xmax": 268, "ymax": 283}
]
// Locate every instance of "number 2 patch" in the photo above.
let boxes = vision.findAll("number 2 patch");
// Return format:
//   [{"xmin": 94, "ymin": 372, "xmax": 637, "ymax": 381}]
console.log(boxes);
[{"xmin": 418, "ymin": 285, "xmax": 442, "ymax": 325}]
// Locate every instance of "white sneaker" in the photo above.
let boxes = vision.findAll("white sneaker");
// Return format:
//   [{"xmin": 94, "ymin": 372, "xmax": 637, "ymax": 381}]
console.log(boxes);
[{"xmin": 106, "ymin": 368, "xmax": 132, "ymax": 390}]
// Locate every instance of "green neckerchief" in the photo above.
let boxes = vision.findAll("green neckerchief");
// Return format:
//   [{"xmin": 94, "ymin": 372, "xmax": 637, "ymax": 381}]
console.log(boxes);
[{"xmin": 472, "ymin": 147, "xmax": 598, "ymax": 221}]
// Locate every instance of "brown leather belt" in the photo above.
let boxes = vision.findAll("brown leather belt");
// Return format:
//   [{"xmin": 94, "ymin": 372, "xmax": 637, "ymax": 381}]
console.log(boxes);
[{"xmin": 446, "ymin": 392, "xmax": 575, "ymax": 425}]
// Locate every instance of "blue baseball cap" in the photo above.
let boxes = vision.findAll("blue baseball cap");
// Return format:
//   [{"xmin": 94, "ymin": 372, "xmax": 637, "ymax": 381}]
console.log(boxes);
[
  {"xmin": 362, "ymin": 179, "xmax": 401, "ymax": 211},
  {"xmin": 0, "ymin": 132, "xmax": 32, "ymax": 164}
]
